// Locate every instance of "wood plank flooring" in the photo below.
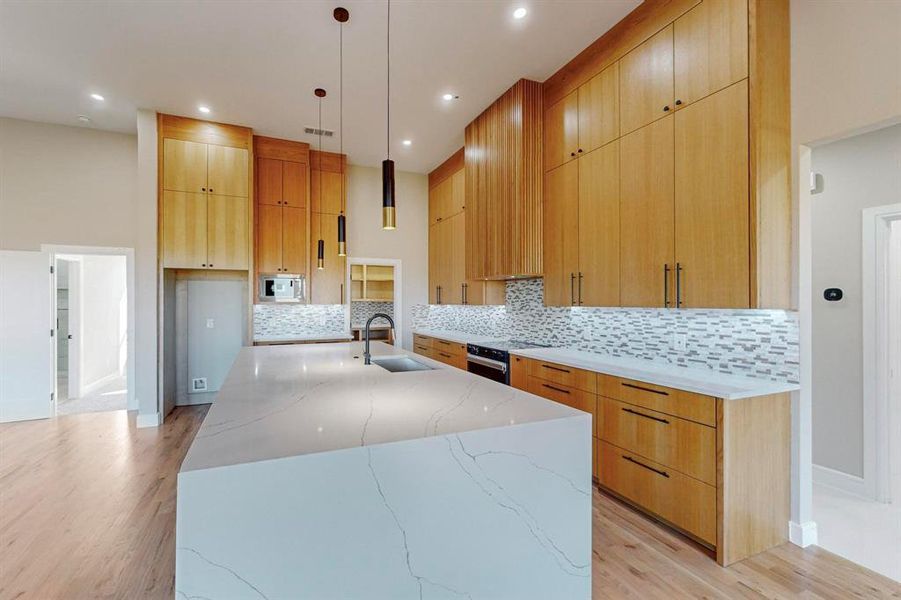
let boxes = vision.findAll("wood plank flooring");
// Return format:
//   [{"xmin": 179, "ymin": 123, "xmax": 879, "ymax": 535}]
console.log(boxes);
[{"xmin": 1, "ymin": 406, "xmax": 899, "ymax": 599}]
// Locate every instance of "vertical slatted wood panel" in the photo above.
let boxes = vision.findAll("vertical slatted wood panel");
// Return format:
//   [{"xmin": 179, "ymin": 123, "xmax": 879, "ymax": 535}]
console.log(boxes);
[{"xmin": 464, "ymin": 79, "xmax": 543, "ymax": 280}]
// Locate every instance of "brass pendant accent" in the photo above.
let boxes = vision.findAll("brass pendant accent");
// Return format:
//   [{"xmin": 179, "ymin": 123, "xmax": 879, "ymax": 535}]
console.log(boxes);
[{"xmin": 382, "ymin": 206, "xmax": 396, "ymax": 230}]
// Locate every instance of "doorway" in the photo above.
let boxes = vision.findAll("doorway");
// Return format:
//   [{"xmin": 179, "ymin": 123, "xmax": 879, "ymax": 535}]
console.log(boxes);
[
  {"xmin": 346, "ymin": 258, "xmax": 402, "ymax": 347},
  {"xmin": 808, "ymin": 123, "xmax": 901, "ymax": 582},
  {"xmin": 46, "ymin": 246, "xmax": 135, "ymax": 416}
]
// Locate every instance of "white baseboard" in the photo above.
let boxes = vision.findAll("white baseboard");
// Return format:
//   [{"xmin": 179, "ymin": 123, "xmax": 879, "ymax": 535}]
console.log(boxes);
[
  {"xmin": 81, "ymin": 371, "xmax": 121, "ymax": 396},
  {"xmin": 136, "ymin": 411, "xmax": 161, "ymax": 428},
  {"xmin": 813, "ymin": 463, "xmax": 872, "ymax": 499},
  {"xmin": 789, "ymin": 520, "xmax": 818, "ymax": 547}
]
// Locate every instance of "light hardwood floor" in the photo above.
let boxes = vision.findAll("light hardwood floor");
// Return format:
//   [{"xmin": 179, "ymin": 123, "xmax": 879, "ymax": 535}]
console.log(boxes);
[{"xmin": 1, "ymin": 406, "xmax": 899, "ymax": 599}]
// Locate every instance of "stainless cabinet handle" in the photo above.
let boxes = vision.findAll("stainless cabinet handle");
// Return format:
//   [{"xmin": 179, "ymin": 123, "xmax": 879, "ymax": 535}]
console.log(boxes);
[
  {"xmin": 578, "ymin": 272, "xmax": 583, "ymax": 305},
  {"xmin": 570, "ymin": 273, "xmax": 575, "ymax": 305},
  {"xmin": 676, "ymin": 263, "xmax": 683, "ymax": 308},
  {"xmin": 623, "ymin": 455, "xmax": 670, "ymax": 478},
  {"xmin": 663, "ymin": 264, "xmax": 671, "ymax": 308}
]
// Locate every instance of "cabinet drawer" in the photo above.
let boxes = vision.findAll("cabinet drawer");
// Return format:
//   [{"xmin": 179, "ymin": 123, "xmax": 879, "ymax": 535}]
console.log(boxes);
[
  {"xmin": 432, "ymin": 337, "xmax": 465, "ymax": 356},
  {"xmin": 598, "ymin": 396, "xmax": 715, "ymax": 485},
  {"xmin": 598, "ymin": 440, "xmax": 716, "ymax": 545},
  {"xmin": 434, "ymin": 348, "xmax": 466, "ymax": 370},
  {"xmin": 529, "ymin": 359, "xmax": 597, "ymax": 394},
  {"xmin": 527, "ymin": 377, "xmax": 596, "ymax": 424},
  {"xmin": 413, "ymin": 334, "xmax": 434, "ymax": 349},
  {"xmin": 598, "ymin": 374, "xmax": 716, "ymax": 427},
  {"xmin": 413, "ymin": 343, "xmax": 433, "ymax": 358}
]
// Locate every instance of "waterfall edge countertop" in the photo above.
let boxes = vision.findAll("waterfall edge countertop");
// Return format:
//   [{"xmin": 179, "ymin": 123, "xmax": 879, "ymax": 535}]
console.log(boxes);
[
  {"xmin": 180, "ymin": 341, "xmax": 584, "ymax": 473},
  {"xmin": 511, "ymin": 346, "xmax": 800, "ymax": 400}
]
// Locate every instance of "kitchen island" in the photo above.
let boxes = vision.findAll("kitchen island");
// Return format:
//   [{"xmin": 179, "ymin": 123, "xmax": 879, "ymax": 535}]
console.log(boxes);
[{"xmin": 175, "ymin": 342, "xmax": 591, "ymax": 599}]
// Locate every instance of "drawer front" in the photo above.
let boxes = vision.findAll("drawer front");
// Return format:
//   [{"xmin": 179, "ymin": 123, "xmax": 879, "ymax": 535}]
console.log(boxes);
[
  {"xmin": 413, "ymin": 334, "xmax": 434, "ymax": 349},
  {"xmin": 527, "ymin": 377, "xmax": 596, "ymax": 421},
  {"xmin": 598, "ymin": 440, "xmax": 716, "ymax": 545},
  {"xmin": 529, "ymin": 358, "xmax": 597, "ymax": 393},
  {"xmin": 434, "ymin": 348, "xmax": 466, "ymax": 370},
  {"xmin": 598, "ymin": 396, "xmax": 716, "ymax": 485},
  {"xmin": 413, "ymin": 343, "xmax": 433, "ymax": 359},
  {"xmin": 432, "ymin": 337, "xmax": 465, "ymax": 356},
  {"xmin": 598, "ymin": 374, "xmax": 716, "ymax": 427}
]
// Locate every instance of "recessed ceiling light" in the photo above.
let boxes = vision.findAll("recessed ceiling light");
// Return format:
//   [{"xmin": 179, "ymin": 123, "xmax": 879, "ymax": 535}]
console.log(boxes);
[
  {"xmin": 77, "ymin": 115, "xmax": 92, "ymax": 123},
  {"xmin": 198, "ymin": 105, "xmax": 211, "ymax": 114},
  {"xmin": 513, "ymin": 7, "xmax": 527, "ymax": 19},
  {"xmin": 90, "ymin": 93, "xmax": 104, "ymax": 101},
  {"xmin": 442, "ymin": 93, "xmax": 457, "ymax": 101},
  {"xmin": 402, "ymin": 139, "xmax": 412, "ymax": 146}
]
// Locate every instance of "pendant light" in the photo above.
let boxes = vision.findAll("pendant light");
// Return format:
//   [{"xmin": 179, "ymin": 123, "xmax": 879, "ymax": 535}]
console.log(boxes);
[
  {"xmin": 315, "ymin": 87, "xmax": 327, "ymax": 270},
  {"xmin": 335, "ymin": 7, "xmax": 349, "ymax": 256},
  {"xmin": 381, "ymin": 0, "xmax": 396, "ymax": 230}
]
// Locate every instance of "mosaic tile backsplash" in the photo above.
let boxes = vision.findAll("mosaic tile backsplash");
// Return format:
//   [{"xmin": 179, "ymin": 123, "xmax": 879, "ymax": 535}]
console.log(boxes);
[
  {"xmin": 253, "ymin": 304, "xmax": 346, "ymax": 338},
  {"xmin": 412, "ymin": 278, "xmax": 799, "ymax": 384},
  {"xmin": 351, "ymin": 301, "xmax": 395, "ymax": 327}
]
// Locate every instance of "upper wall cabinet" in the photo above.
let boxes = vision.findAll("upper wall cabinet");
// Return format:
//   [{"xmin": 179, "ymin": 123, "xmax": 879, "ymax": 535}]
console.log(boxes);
[
  {"xmin": 159, "ymin": 116, "xmax": 251, "ymax": 271},
  {"xmin": 619, "ymin": 25, "xmax": 674, "ymax": 136},
  {"xmin": 539, "ymin": 0, "xmax": 790, "ymax": 309},
  {"xmin": 674, "ymin": 0, "xmax": 748, "ymax": 107},
  {"xmin": 544, "ymin": 64, "xmax": 619, "ymax": 173},
  {"xmin": 466, "ymin": 79, "xmax": 543, "ymax": 280}
]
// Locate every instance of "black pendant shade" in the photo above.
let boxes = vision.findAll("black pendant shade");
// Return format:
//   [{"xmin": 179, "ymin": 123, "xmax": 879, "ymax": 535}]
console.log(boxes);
[
  {"xmin": 317, "ymin": 238, "xmax": 325, "ymax": 270},
  {"xmin": 337, "ymin": 213, "xmax": 346, "ymax": 256},
  {"xmin": 382, "ymin": 159, "xmax": 396, "ymax": 229}
]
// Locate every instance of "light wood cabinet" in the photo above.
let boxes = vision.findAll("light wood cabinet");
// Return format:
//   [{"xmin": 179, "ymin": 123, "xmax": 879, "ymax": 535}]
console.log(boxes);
[
  {"xmin": 163, "ymin": 139, "xmax": 208, "ymax": 193},
  {"xmin": 161, "ymin": 191, "xmax": 207, "ymax": 268},
  {"xmin": 578, "ymin": 63, "xmax": 620, "ymax": 154},
  {"xmin": 543, "ymin": 161, "xmax": 579, "ymax": 307},
  {"xmin": 254, "ymin": 149, "xmax": 309, "ymax": 277},
  {"xmin": 311, "ymin": 169, "xmax": 344, "ymax": 215},
  {"xmin": 674, "ymin": 80, "xmax": 749, "ymax": 308},
  {"xmin": 207, "ymin": 145, "xmax": 249, "ymax": 197},
  {"xmin": 207, "ymin": 194, "xmax": 249, "ymax": 269},
  {"xmin": 544, "ymin": 90, "xmax": 579, "ymax": 172},
  {"xmin": 310, "ymin": 213, "xmax": 344, "ymax": 304},
  {"xmin": 619, "ymin": 25, "xmax": 675, "ymax": 135},
  {"xmin": 674, "ymin": 0, "xmax": 748, "ymax": 107},
  {"xmin": 428, "ymin": 169, "xmax": 465, "ymax": 225},
  {"xmin": 577, "ymin": 141, "xmax": 620, "ymax": 306},
  {"xmin": 619, "ymin": 116, "xmax": 675, "ymax": 308},
  {"xmin": 466, "ymin": 79, "xmax": 543, "ymax": 280}
]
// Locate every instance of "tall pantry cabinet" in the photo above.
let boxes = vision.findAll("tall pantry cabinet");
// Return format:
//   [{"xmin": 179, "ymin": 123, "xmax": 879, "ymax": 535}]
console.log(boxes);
[
  {"xmin": 310, "ymin": 150, "xmax": 347, "ymax": 305},
  {"xmin": 542, "ymin": 0, "xmax": 790, "ymax": 310}
]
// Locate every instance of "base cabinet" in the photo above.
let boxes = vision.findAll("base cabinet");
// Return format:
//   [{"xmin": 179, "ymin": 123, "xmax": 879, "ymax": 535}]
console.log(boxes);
[
  {"xmin": 412, "ymin": 334, "xmax": 466, "ymax": 370},
  {"xmin": 511, "ymin": 354, "xmax": 789, "ymax": 566}
]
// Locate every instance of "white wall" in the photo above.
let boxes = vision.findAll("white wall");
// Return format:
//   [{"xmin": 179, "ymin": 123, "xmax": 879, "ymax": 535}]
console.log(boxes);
[
  {"xmin": 892, "ymin": 219, "xmax": 901, "ymax": 502},
  {"xmin": 79, "ymin": 254, "xmax": 127, "ymax": 391},
  {"xmin": 0, "ymin": 118, "xmax": 137, "ymax": 250},
  {"xmin": 810, "ymin": 124, "xmax": 901, "ymax": 477},
  {"xmin": 345, "ymin": 165, "xmax": 429, "ymax": 351}
]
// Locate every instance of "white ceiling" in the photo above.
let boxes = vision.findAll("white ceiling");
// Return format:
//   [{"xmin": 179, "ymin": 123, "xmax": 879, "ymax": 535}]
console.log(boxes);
[{"xmin": 0, "ymin": 0, "xmax": 639, "ymax": 173}]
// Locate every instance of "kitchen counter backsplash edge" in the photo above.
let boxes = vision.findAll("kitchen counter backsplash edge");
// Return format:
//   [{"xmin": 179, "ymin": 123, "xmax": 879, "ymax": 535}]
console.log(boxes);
[{"xmin": 412, "ymin": 278, "xmax": 799, "ymax": 385}]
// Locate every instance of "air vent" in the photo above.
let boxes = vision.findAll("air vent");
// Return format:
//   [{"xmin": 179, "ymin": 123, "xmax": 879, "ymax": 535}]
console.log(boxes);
[
  {"xmin": 191, "ymin": 377, "xmax": 208, "ymax": 392},
  {"xmin": 304, "ymin": 127, "xmax": 334, "ymax": 137}
]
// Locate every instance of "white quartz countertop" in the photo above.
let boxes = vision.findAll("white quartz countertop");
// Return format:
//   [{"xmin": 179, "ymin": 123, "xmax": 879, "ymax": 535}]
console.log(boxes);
[
  {"xmin": 253, "ymin": 332, "xmax": 353, "ymax": 343},
  {"xmin": 412, "ymin": 328, "xmax": 507, "ymax": 345},
  {"xmin": 510, "ymin": 347, "xmax": 799, "ymax": 400},
  {"xmin": 180, "ymin": 342, "xmax": 584, "ymax": 473}
]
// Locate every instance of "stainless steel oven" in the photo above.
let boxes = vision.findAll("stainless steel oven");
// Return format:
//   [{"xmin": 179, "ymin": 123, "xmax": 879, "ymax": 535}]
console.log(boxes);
[{"xmin": 466, "ymin": 352, "xmax": 508, "ymax": 384}]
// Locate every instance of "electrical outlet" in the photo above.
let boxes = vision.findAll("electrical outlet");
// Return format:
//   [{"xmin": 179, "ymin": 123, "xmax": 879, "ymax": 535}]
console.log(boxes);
[
  {"xmin": 672, "ymin": 333, "xmax": 688, "ymax": 352},
  {"xmin": 206, "ymin": 318, "xmax": 215, "ymax": 329}
]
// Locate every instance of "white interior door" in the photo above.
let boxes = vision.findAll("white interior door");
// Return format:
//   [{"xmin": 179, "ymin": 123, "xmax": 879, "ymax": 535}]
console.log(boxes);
[
  {"xmin": 0, "ymin": 250, "xmax": 53, "ymax": 422},
  {"xmin": 67, "ymin": 259, "xmax": 81, "ymax": 398}
]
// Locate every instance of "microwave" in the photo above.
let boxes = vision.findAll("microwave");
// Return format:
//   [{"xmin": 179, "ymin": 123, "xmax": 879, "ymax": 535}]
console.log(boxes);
[{"xmin": 259, "ymin": 274, "xmax": 305, "ymax": 302}]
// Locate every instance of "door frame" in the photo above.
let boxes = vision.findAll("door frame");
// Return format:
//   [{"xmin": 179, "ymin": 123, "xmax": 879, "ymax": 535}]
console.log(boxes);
[
  {"xmin": 344, "ymin": 257, "xmax": 403, "ymax": 349},
  {"xmin": 42, "ymin": 244, "xmax": 136, "ymax": 412},
  {"xmin": 862, "ymin": 203, "xmax": 901, "ymax": 503}
]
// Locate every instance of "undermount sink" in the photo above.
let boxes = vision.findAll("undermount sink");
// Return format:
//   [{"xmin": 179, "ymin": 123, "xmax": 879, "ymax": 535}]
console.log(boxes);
[{"xmin": 371, "ymin": 356, "xmax": 435, "ymax": 373}]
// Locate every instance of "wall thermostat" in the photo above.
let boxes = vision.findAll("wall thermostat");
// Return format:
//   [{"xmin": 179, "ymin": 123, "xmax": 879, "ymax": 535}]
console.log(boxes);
[{"xmin": 824, "ymin": 288, "xmax": 843, "ymax": 302}]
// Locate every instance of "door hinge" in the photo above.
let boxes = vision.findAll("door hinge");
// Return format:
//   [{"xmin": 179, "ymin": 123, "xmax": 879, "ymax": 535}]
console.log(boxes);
[
  {"xmin": 50, "ymin": 265, "xmax": 54, "ymax": 274},
  {"xmin": 50, "ymin": 392, "xmax": 54, "ymax": 402},
  {"xmin": 50, "ymin": 329, "xmax": 54, "ymax": 337}
]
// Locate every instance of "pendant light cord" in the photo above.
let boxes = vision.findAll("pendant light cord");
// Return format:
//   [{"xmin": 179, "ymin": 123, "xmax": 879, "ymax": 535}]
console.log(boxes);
[
  {"xmin": 386, "ymin": 0, "xmax": 390, "ymax": 160},
  {"xmin": 318, "ymin": 96, "xmax": 323, "ymax": 232},
  {"xmin": 340, "ymin": 17, "xmax": 345, "ymax": 215}
]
